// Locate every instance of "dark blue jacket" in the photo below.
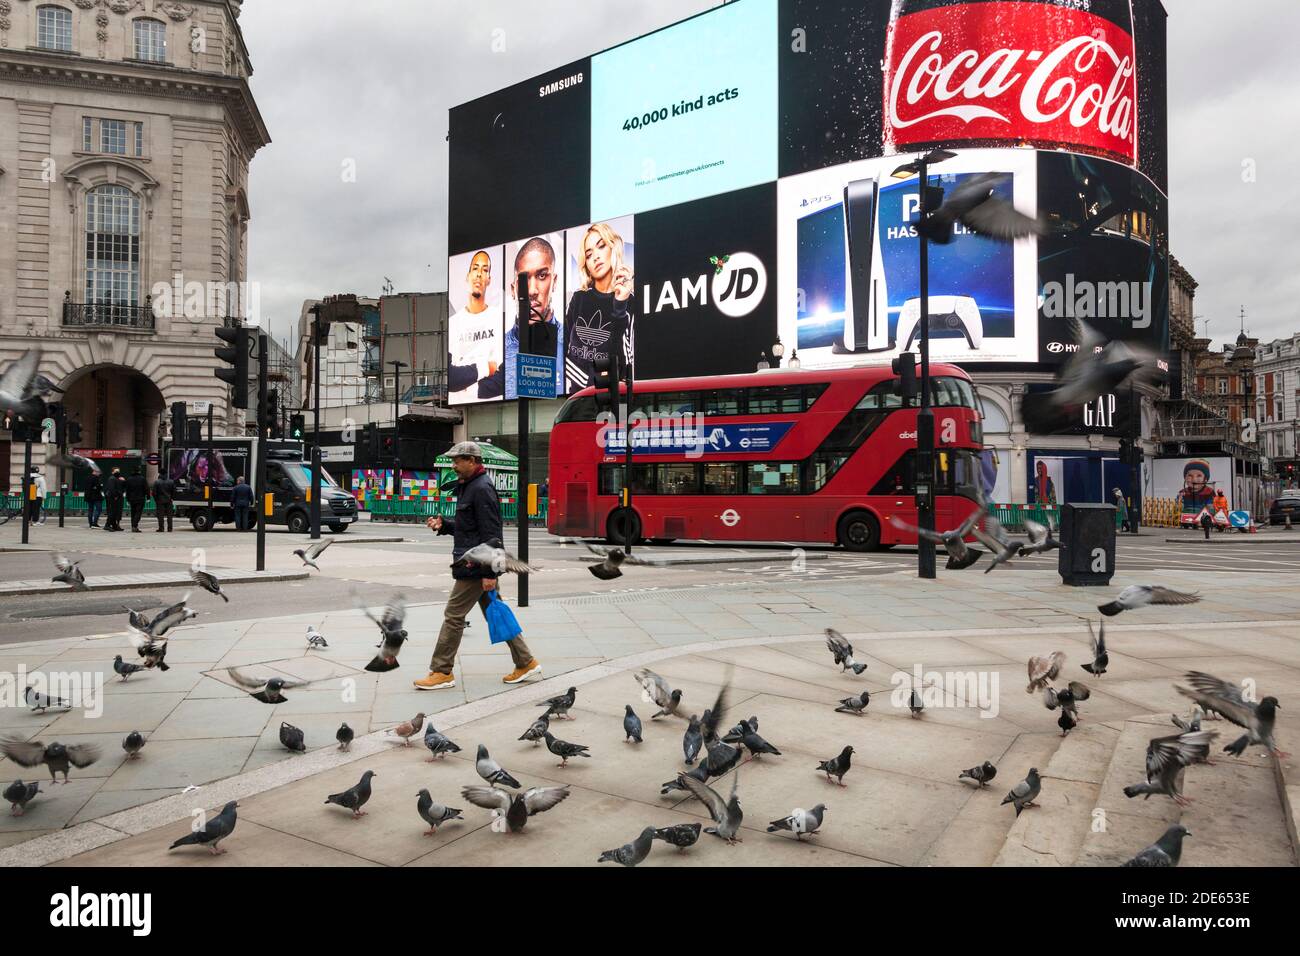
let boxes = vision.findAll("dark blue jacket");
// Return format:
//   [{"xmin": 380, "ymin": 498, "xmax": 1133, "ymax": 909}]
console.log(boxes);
[
  {"xmin": 231, "ymin": 482, "xmax": 254, "ymax": 507},
  {"xmin": 438, "ymin": 469, "xmax": 501, "ymax": 579}
]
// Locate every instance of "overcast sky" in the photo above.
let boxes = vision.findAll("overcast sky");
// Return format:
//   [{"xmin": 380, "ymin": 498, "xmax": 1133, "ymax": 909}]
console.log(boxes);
[{"xmin": 241, "ymin": 0, "xmax": 1300, "ymax": 350}]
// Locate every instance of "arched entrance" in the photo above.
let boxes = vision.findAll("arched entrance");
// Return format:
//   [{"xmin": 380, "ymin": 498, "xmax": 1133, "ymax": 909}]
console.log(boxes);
[{"xmin": 60, "ymin": 366, "xmax": 166, "ymax": 489}]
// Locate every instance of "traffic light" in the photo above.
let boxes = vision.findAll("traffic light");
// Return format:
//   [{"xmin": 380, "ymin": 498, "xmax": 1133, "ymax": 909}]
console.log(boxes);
[
  {"xmin": 47, "ymin": 402, "xmax": 66, "ymax": 446},
  {"xmin": 262, "ymin": 388, "xmax": 280, "ymax": 437},
  {"xmin": 170, "ymin": 401, "xmax": 187, "ymax": 443},
  {"xmin": 186, "ymin": 419, "xmax": 203, "ymax": 444},
  {"xmin": 892, "ymin": 352, "xmax": 918, "ymax": 404},
  {"xmin": 593, "ymin": 353, "xmax": 620, "ymax": 412},
  {"xmin": 289, "ymin": 414, "xmax": 305, "ymax": 441},
  {"xmin": 381, "ymin": 434, "xmax": 396, "ymax": 459},
  {"xmin": 362, "ymin": 422, "xmax": 379, "ymax": 459},
  {"xmin": 67, "ymin": 421, "xmax": 82, "ymax": 446},
  {"xmin": 214, "ymin": 325, "xmax": 250, "ymax": 408}
]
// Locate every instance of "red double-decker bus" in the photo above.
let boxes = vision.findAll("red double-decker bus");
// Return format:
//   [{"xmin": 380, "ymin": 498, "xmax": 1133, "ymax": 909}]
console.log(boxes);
[{"xmin": 546, "ymin": 364, "xmax": 985, "ymax": 550}]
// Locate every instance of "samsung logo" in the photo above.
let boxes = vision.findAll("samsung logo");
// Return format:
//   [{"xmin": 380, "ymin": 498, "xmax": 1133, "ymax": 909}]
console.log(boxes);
[{"xmin": 539, "ymin": 72, "xmax": 584, "ymax": 97}]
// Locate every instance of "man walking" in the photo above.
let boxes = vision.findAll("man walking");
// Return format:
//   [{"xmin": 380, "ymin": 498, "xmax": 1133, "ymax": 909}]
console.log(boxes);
[
  {"xmin": 125, "ymin": 468, "xmax": 150, "ymax": 533},
  {"xmin": 232, "ymin": 475, "xmax": 253, "ymax": 531},
  {"xmin": 105, "ymin": 467, "xmax": 126, "ymax": 532},
  {"xmin": 152, "ymin": 471, "xmax": 175, "ymax": 532},
  {"xmin": 29, "ymin": 468, "xmax": 46, "ymax": 524},
  {"xmin": 85, "ymin": 471, "xmax": 104, "ymax": 528},
  {"xmin": 413, "ymin": 441, "xmax": 541, "ymax": 690}
]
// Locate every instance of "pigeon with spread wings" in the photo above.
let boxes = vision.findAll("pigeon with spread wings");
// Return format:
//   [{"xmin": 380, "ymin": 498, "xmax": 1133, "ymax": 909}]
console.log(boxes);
[
  {"xmin": 51, "ymin": 554, "xmax": 87, "ymax": 591},
  {"xmin": 461, "ymin": 784, "xmax": 569, "ymax": 833},
  {"xmin": 634, "ymin": 667, "xmax": 682, "ymax": 718},
  {"xmin": 293, "ymin": 538, "xmax": 333, "ymax": 570},
  {"xmin": 226, "ymin": 667, "xmax": 308, "ymax": 704},
  {"xmin": 888, "ymin": 509, "xmax": 985, "ymax": 570},
  {"xmin": 0, "ymin": 348, "xmax": 47, "ymax": 423},
  {"xmin": 1123, "ymin": 730, "xmax": 1218, "ymax": 805},
  {"xmin": 678, "ymin": 769, "xmax": 743, "ymax": 845},
  {"xmin": 451, "ymin": 540, "xmax": 536, "ymax": 575},
  {"xmin": 1099, "ymin": 585, "xmax": 1201, "ymax": 617},
  {"xmin": 358, "ymin": 593, "xmax": 408, "ymax": 672},
  {"xmin": 583, "ymin": 541, "xmax": 668, "ymax": 580},
  {"xmin": 824, "ymin": 628, "xmax": 869, "ymax": 675},
  {"xmin": 0, "ymin": 737, "xmax": 101, "ymax": 785},
  {"xmin": 1026, "ymin": 651, "xmax": 1067, "ymax": 694},
  {"xmin": 1017, "ymin": 518, "xmax": 1062, "ymax": 557},
  {"xmin": 1082, "ymin": 620, "xmax": 1109, "ymax": 676},
  {"xmin": 1176, "ymin": 671, "xmax": 1288, "ymax": 758},
  {"xmin": 970, "ymin": 514, "xmax": 1021, "ymax": 573},
  {"xmin": 188, "ymin": 567, "xmax": 229, "ymax": 603}
]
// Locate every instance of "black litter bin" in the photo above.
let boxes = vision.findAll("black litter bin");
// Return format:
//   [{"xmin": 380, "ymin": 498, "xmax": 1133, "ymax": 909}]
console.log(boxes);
[{"xmin": 1058, "ymin": 502, "xmax": 1117, "ymax": 586}]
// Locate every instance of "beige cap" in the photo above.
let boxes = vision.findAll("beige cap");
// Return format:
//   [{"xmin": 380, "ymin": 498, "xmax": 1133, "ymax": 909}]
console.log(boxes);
[{"xmin": 447, "ymin": 440, "xmax": 484, "ymax": 459}]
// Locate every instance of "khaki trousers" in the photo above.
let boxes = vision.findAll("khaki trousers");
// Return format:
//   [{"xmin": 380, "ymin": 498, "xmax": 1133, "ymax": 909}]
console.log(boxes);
[{"xmin": 430, "ymin": 577, "xmax": 532, "ymax": 674}]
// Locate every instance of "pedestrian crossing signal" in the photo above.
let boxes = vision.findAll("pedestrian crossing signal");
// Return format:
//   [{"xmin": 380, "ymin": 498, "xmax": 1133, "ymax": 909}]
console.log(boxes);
[{"xmin": 289, "ymin": 414, "xmax": 305, "ymax": 440}]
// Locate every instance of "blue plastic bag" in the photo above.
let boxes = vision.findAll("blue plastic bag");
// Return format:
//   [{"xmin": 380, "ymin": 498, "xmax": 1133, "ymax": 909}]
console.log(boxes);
[{"xmin": 483, "ymin": 589, "xmax": 523, "ymax": 645}]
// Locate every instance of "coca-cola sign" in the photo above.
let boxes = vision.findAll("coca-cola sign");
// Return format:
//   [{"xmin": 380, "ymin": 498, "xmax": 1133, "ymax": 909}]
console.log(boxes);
[{"xmin": 885, "ymin": 1, "xmax": 1137, "ymax": 163}]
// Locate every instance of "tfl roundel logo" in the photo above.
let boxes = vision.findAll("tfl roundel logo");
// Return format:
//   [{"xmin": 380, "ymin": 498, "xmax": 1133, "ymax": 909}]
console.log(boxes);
[{"xmin": 1046, "ymin": 341, "xmax": 1065, "ymax": 353}]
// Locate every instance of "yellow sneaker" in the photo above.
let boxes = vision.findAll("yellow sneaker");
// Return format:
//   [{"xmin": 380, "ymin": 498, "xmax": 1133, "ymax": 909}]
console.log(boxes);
[
  {"xmin": 413, "ymin": 671, "xmax": 456, "ymax": 690},
  {"xmin": 502, "ymin": 660, "xmax": 542, "ymax": 684}
]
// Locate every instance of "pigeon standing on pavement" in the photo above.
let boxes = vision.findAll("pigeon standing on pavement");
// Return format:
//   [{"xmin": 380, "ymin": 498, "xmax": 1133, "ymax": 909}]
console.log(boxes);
[
  {"xmin": 122, "ymin": 731, "xmax": 146, "ymax": 759},
  {"xmin": 360, "ymin": 594, "xmax": 408, "ymax": 673},
  {"xmin": 519, "ymin": 714, "xmax": 550, "ymax": 745},
  {"xmin": 305, "ymin": 626, "xmax": 329, "ymax": 649},
  {"xmin": 336, "ymin": 722, "xmax": 354, "ymax": 752},
  {"xmin": 0, "ymin": 738, "xmax": 100, "ymax": 784},
  {"xmin": 293, "ymin": 539, "xmax": 333, "ymax": 570},
  {"xmin": 1098, "ymin": 585, "xmax": 1201, "ymax": 617},
  {"xmin": 1027, "ymin": 651, "xmax": 1067, "ymax": 694},
  {"xmin": 682, "ymin": 715, "xmax": 703, "ymax": 766},
  {"xmin": 543, "ymin": 732, "xmax": 591, "ymax": 767},
  {"xmin": 598, "ymin": 826, "xmax": 657, "ymax": 866},
  {"xmin": 680, "ymin": 770, "xmax": 743, "ymax": 844},
  {"xmin": 51, "ymin": 554, "xmax": 88, "ymax": 591},
  {"xmin": 623, "ymin": 705, "xmax": 643, "ymax": 743},
  {"xmin": 188, "ymin": 567, "xmax": 229, "ymax": 602},
  {"xmin": 280, "ymin": 722, "xmax": 306, "ymax": 753},
  {"xmin": 538, "ymin": 687, "xmax": 578, "ymax": 721},
  {"xmin": 817, "ymin": 746, "xmax": 854, "ymax": 787},
  {"xmin": 634, "ymin": 668, "xmax": 682, "ymax": 719},
  {"xmin": 388, "ymin": 712, "xmax": 426, "ymax": 747},
  {"xmin": 768, "ymin": 804, "xmax": 827, "ymax": 840},
  {"xmin": 1123, "ymin": 824, "xmax": 1191, "ymax": 868},
  {"xmin": 835, "ymin": 690, "xmax": 870, "ymax": 716},
  {"xmin": 416, "ymin": 789, "xmax": 463, "ymax": 834},
  {"xmin": 5, "ymin": 780, "xmax": 41, "ymax": 816},
  {"xmin": 909, "ymin": 687, "xmax": 925, "ymax": 718},
  {"xmin": 653, "ymin": 822, "xmax": 703, "ymax": 852},
  {"xmin": 1001, "ymin": 768, "xmax": 1041, "ymax": 816},
  {"xmin": 461, "ymin": 785, "xmax": 570, "ymax": 833},
  {"xmin": 888, "ymin": 511, "xmax": 985, "ymax": 570},
  {"xmin": 168, "ymin": 800, "xmax": 239, "ymax": 855},
  {"xmin": 476, "ymin": 744, "xmax": 522, "ymax": 788},
  {"xmin": 740, "ymin": 729, "xmax": 781, "ymax": 759},
  {"xmin": 324, "ymin": 770, "xmax": 376, "ymax": 818},
  {"xmin": 1177, "ymin": 671, "xmax": 1288, "ymax": 758},
  {"xmin": 723, "ymin": 717, "xmax": 758, "ymax": 744},
  {"xmin": 958, "ymin": 761, "xmax": 998, "ymax": 788},
  {"xmin": 1057, "ymin": 709, "xmax": 1077, "ymax": 737},
  {"xmin": 112, "ymin": 655, "xmax": 143, "ymax": 681},
  {"xmin": 227, "ymin": 668, "xmax": 306, "ymax": 704},
  {"xmin": 423, "ymin": 725, "xmax": 462, "ymax": 761},
  {"xmin": 23, "ymin": 685, "xmax": 71, "ymax": 714},
  {"xmin": 824, "ymin": 628, "xmax": 868, "ymax": 675},
  {"xmin": 1123, "ymin": 731, "xmax": 1218, "ymax": 805},
  {"xmin": 451, "ymin": 540, "xmax": 537, "ymax": 575},
  {"xmin": 1082, "ymin": 620, "xmax": 1109, "ymax": 676}
]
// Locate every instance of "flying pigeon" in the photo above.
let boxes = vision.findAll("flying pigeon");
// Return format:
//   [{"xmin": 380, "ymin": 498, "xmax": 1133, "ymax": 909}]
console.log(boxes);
[
  {"xmin": 1027, "ymin": 651, "xmax": 1068, "ymax": 694},
  {"xmin": 1081, "ymin": 620, "xmax": 1109, "ymax": 676},
  {"xmin": 1123, "ymin": 730, "xmax": 1217, "ymax": 805},
  {"xmin": 537, "ymin": 686, "xmax": 577, "ymax": 720},
  {"xmin": 416, "ymin": 789, "xmax": 463, "ymax": 835},
  {"xmin": 700, "ymin": 679, "xmax": 741, "ymax": 778},
  {"xmin": 768, "ymin": 804, "xmax": 826, "ymax": 840},
  {"xmin": 817, "ymin": 746, "xmax": 854, "ymax": 787},
  {"xmin": 324, "ymin": 770, "xmax": 377, "ymax": 818},
  {"xmin": 46, "ymin": 449, "xmax": 100, "ymax": 476},
  {"xmin": 682, "ymin": 715, "xmax": 703, "ymax": 766},
  {"xmin": 653, "ymin": 822, "xmax": 702, "ymax": 852},
  {"xmin": 634, "ymin": 668, "xmax": 682, "ymax": 718},
  {"xmin": 51, "ymin": 554, "xmax": 87, "ymax": 591},
  {"xmin": 122, "ymin": 731, "xmax": 146, "ymax": 759},
  {"xmin": 660, "ymin": 763, "xmax": 711, "ymax": 796},
  {"xmin": 423, "ymin": 725, "xmax": 461, "ymax": 761},
  {"xmin": 1032, "ymin": 318, "xmax": 1162, "ymax": 412},
  {"xmin": 293, "ymin": 539, "xmax": 333, "ymax": 570},
  {"xmin": 461, "ymin": 784, "xmax": 570, "ymax": 833},
  {"xmin": 1123, "ymin": 824, "xmax": 1191, "ymax": 868},
  {"xmin": 835, "ymin": 690, "xmax": 870, "ymax": 715},
  {"xmin": 1000, "ymin": 767, "xmax": 1041, "ymax": 816},
  {"xmin": 0, "ymin": 348, "xmax": 47, "ymax": 423},
  {"xmin": 598, "ymin": 826, "xmax": 657, "ymax": 866},
  {"xmin": 1017, "ymin": 518, "xmax": 1062, "ymax": 557},
  {"xmin": 336, "ymin": 722, "xmax": 354, "ymax": 752},
  {"xmin": 305, "ymin": 626, "xmax": 328, "ymax": 649},
  {"xmin": 623, "ymin": 705, "xmax": 643, "ymax": 743},
  {"xmin": 519, "ymin": 714, "xmax": 550, "ymax": 745},
  {"xmin": 451, "ymin": 540, "xmax": 536, "ymax": 575},
  {"xmin": 1171, "ymin": 706, "xmax": 1203, "ymax": 734},
  {"xmin": 388, "ymin": 712, "xmax": 426, "ymax": 747},
  {"xmin": 909, "ymin": 687, "xmax": 925, "ymax": 718},
  {"xmin": 1043, "ymin": 681, "xmax": 1091, "ymax": 718},
  {"xmin": 168, "ymin": 800, "xmax": 239, "ymax": 854},
  {"xmin": 188, "ymin": 567, "xmax": 229, "ymax": 602},
  {"xmin": 279, "ymin": 721, "xmax": 306, "ymax": 753},
  {"xmin": 917, "ymin": 172, "xmax": 1048, "ymax": 245},
  {"xmin": 475, "ymin": 744, "xmax": 522, "ymax": 788},
  {"xmin": 824, "ymin": 628, "xmax": 869, "ymax": 675},
  {"xmin": 679, "ymin": 769, "xmax": 743, "ymax": 844},
  {"xmin": 30, "ymin": 371, "xmax": 64, "ymax": 399},
  {"xmin": 0, "ymin": 737, "xmax": 101, "ymax": 784},
  {"xmin": 359, "ymin": 594, "xmax": 408, "ymax": 672},
  {"xmin": 109, "ymin": 655, "xmax": 144, "ymax": 682},
  {"xmin": 583, "ymin": 542, "xmax": 667, "ymax": 579},
  {"xmin": 970, "ymin": 514, "xmax": 1021, "ymax": 573},
  {"xmin": 4, "ymin": 779, "xmax": 40, "ymax": 816},
  {"xmin": 958, "ymin": 761, "xmax": 997, "ymax": 788},
  {"xmin": 543, "ymin": 732, "xmax": 591, "ymax": 767},
  {"xmin": 23, "ymin": 685, "xmax": 71, "ymax": 714},
  {"xmin": 1098, "ymin": 585, "xmax": 1201, "ymax": 617},
  {"xmin": 227, "ymin": 668, "xmax": 306, "ymax": 704},
  {"xmin": 1176, "ymin": 671, "xmax": 1288, "ymax": 758},
  {"xmin": 124, "ymin": 596, "xmax": 199, "ymax": 672},
  {"xmin": 888, "ymin": 509, "xmax": 985, "ymax": 570}
]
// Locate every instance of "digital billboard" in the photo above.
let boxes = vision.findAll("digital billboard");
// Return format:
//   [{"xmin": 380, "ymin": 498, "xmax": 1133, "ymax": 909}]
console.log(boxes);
[{"xmin": 447, "ymin": 0, "xmax": 1169, "ymax": 403}]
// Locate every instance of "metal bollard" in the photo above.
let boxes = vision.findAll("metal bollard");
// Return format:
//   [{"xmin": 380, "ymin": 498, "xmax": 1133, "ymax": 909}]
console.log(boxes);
[{"xmin": 59, "ymin": 484, "xmax": 67, "ymax": 528}]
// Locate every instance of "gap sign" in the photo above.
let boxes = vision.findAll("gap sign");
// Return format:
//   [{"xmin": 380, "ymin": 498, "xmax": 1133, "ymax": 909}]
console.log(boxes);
[{"xmin": 516, "ymin": 353, "xmax": 558, "ymax": 399}]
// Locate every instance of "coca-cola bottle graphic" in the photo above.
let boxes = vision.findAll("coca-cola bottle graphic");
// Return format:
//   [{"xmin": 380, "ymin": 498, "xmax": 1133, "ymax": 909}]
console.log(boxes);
[{"xmin": 882, "ymin": 0, "xmax": 1138, "ymax": 164}]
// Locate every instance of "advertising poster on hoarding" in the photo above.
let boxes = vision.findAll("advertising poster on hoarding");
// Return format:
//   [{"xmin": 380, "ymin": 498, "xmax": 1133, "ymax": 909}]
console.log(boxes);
[
  {"xmin": 1151, "ymin": 456, "xmax": 1234, "ymax": 518},
  {"xmin": 562, "ymin": 216, "xmax": 636, "ymax": 395},
  {"xmin": 503, "ymin": 233, "xmax": 566, "ymax": 400},
  {"xmin": 447, "ymin": 247, "xmax": 505, "ymax": 405}
]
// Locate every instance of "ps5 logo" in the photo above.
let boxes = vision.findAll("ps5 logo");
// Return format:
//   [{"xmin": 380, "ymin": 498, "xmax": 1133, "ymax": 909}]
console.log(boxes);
[{"xmin": 643, "ymin": 252, "xmax": 768, "ymax": 319}]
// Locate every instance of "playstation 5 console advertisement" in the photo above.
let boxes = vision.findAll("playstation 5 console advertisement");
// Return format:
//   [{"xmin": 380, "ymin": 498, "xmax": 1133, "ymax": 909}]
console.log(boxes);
[{"xmin": 777, "ymin": 148, "xmax": 1039, "ymax": 368}]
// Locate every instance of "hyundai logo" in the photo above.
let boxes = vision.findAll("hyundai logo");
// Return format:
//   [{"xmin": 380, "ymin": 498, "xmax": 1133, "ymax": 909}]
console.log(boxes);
[{"xmin": 1046, "ymin": 341, "xmax": 1065, "ymax": 353}]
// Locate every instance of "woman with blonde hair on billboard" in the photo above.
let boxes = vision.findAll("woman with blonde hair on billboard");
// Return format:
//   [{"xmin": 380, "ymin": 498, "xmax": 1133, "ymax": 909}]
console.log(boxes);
[{"xmin": 563, "ymin": 222, "xmax": 634, "ymax": 393}]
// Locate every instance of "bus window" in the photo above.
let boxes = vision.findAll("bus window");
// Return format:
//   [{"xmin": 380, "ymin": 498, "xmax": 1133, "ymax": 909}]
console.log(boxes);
[
  {"xmin": 702, "ymin": 462, "xmax": 740, "ymax": 494},
  {"xmin": 931, "ymin": 377, "xmax": 977, "ymax": 408},
  {"xmin": 702, "ymin": 390, "xmax": 744, "ymax": 416},
  {"xmin": 857, "ymin": 381, "xmax": 904, "ymax": 410},
  {"xmin": 870, "ymin": 452, "xmax": 917, "ymax": 495},
  {"xmin": 746, "ymin": 462, "xmax": 800, "ymax": 494},
  {"xmin": 657, "ymin": 464, "xmax": 699, "ymax": 495},
  {"xmin": 555, "ymin": 393, "xmax": 598, "ymax": 423},
  {"xmin": 599, "ymin": 463, "xmax": 657, "ymax": 495},
  {"xmin": 748, "ymin": 385, "xmax": 802, "ymax": 414},
  {"xmin": 803, "ymin": 452, "xmax": 849, "ymax": 492}
]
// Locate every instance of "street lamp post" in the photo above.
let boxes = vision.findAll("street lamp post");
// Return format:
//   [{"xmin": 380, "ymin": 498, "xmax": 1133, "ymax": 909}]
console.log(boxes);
[
  {"xmin": 389, "ymin": 360, "xmax": 407, "ymax": 499},
  {"xmin": 310, "ymin": 306, "xmax": 323, "ymax": 540}
]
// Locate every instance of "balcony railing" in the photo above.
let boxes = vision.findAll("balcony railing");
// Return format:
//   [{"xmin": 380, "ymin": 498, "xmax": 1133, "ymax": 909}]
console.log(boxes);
[{"xmin": 62, "ymin": 296, "xmax": 156, "ymax": 331}]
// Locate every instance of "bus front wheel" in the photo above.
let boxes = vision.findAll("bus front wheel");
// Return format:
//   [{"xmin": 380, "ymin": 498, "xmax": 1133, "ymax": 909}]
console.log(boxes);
[
  {"xmin": 606, "ymin": 508, "xmax": 642, "ymax": 548},
  {"xmin": 837, "ymin": 511, "xmax": 880, "ymax": 552}
]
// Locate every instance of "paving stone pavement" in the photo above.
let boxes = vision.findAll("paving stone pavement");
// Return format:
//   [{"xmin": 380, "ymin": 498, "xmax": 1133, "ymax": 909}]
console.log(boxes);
[{"xmin": 2, "ymin": 565, "xmax": 1299, "ymax": 866}]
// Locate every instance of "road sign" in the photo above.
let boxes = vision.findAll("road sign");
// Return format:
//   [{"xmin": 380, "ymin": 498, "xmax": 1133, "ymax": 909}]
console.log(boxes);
[
  {"xmin": 145, "ymin": 452, "xmax": 161, "ymax": 465},
  {"xmin": 516, "ymin": 353, "xmax": 558, "ymax": 400},
  {"xmin": 191, "ymin": 400, "xmax": 211, "ymax": 413}
]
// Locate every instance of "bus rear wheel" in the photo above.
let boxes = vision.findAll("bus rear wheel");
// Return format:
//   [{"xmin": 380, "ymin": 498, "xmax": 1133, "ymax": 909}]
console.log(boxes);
[
  {"xmin": 606, "ymin": 508, "xmax": 642, "ymax": 548},
  {"xmin": 837, "ymin": 511, "xmax": 880, "ymax": 552}
]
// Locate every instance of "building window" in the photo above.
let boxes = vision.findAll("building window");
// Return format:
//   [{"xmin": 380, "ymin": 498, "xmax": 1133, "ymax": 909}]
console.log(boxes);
[
  {"xmin": 83, "ymin": 117, "xmax": 92, "ymax": 152},
  {"xmin": 383, "ymin": 376, "xmax": 395, "ymax": 391},
  {"xmin": 37, "ymin": 6, "xmax": 73, "ymax": 52},
  {"xmin": 85, "ymin": 184, "xmax": 141, "ymax": 308},
  {"xmin": 415, "ymin": 373, "xmax": 429, "ymax": 387},
  {"xmin": 82, "ymin": 118, "xmax": 144, "ymax": 157},
  {"xmin": 134, "ymin": 18, "xmax": 167, "ymax": 62},
  {"xmin": 135, "ymin": 122, "xmax": 143, "ymax": 156},
  {"xmin": 100, "ymin": 119, "xmax": 126, "ymax": 155},
  {"xmin": 1218, "ymin": 379, "xmax": 1228, "ymax": 395}
]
